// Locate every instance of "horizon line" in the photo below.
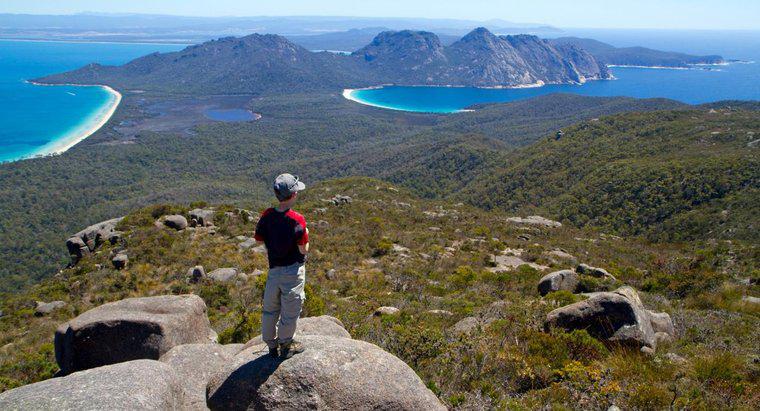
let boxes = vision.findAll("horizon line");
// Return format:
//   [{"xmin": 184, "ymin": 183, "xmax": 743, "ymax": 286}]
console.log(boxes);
[{"xmin": 1, "ymin": 12, "xmax": 759, "ymax": 32}]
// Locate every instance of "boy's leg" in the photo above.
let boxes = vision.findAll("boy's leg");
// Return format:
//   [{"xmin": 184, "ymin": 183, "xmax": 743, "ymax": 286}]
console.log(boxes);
[
  {"xmin": 277, "ymin": 263, "xmax": 305, "ymax": 346},
  {"xmin": 261, "ymin": 267, "xmax": 282, "ymax": 350}
]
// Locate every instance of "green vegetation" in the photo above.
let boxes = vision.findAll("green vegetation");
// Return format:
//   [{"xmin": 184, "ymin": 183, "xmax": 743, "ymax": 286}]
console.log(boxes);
[
  {"xmin": 1, "ymin": 178, "xmax": 757, "ymax": 409},
  {"xmin": 0, "ymin": 93, "xmax": 685, "ymax": 291},
  {"xmin": 461, "ymin": 109, "xmax": 760, "ymax": 242}
]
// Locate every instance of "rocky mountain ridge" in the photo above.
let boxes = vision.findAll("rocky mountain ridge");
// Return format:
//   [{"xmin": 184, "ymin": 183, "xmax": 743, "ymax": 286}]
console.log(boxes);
[
  {"xmin": 38, "ymin": 27, "xmax": 610, "ymax": 94},
  {"xmin": 551, "ymin": 37, "xmax": 725, "ymax": 67}
]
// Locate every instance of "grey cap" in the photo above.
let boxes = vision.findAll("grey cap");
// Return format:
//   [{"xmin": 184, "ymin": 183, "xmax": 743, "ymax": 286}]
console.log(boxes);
[{"xmin": 273, "ymin": 173, "xmax": 306, "ymax": 201}]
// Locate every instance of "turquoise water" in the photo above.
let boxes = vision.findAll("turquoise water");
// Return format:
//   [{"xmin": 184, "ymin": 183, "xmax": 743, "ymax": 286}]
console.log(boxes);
[
  {"xmin": 0, "ymin": 40, "xmax": 184, "ymax": 162},
  {"xmin": 349, "ymin": 63, "xmax": 760, "ymax": 113},
  {"xmin": 349, "ymin": 30, "xmax": 760, "ymax": 113}
]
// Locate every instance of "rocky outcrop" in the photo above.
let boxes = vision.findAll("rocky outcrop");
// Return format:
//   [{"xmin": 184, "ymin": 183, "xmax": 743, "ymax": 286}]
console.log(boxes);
[
  {"xmin": 65, "ymin": 217, "xmax": 123, "ymax": 265},
  {"xmin": 0, "ymin": 360, "xmax": 185, "ymax": 410},
  {"xmin": 328, "ymin": 194, "xmax": 353, "ymax": 205},
  {"xmin": 34, "ymin": 300, "xmax": 66, "ymax": 316},
  {"xmin": 546, "ymin": 249, "xmax": 577, "ymax": 264},
  {"xmin": 206, "ymin": 334, "xmax": 445, "ymax": 411},
  {"xmin": 374, "ymin": 306, "xmax": 400, "ymax": 316},
  {"xmin": 577, "ymin": 263, "xmax": 616, "ymax": 280},
  {"xmin": 506, "ymin": 215, "xmax": 562, "ymax": 227},
  {"xmin": 189, "ymin": 208, "xmax": 215, "ymax": 227},
  {"xmin": 54, "ymin": 294, "xmax": 215, "ymax": 375},
  {"xmin": 111, "ymin": 252, "xmax": 128, "ymax": 270},
  {"xmin": 242, "ymin": 315, "xmax": 352, "ymax": 350},
  {"xmin": 159, "ymin": 343, "xmax": 238, "ymax": 410},
  {"xmin": 451, "ymin": 316, "xmax": 482, "ymax": 334},
  {"xmin": 545, "ymin": 286, "xmax": 674, "ymax": 350},
  {"xmin": 207, "ymin": 267, "xmax": 246, "ymax": 283},
  {"xmin": 537, "ymin": 269, "xmax": 579, "ymax": 296},
  {"xmin": 490, "ymin": 248, "xmax": 549, "ymax": 272},
  {"xmin": 65, "ymin": 236, "xmax": 89, "ymax": 265},
  {"xmin": 187, "ymin": 265, "xmax": 206, "ymax": 283},
  {"xmin": 163, "ymin": 215, "xmax": 188, "ymax": 230},
  {"xmin": 236, "ymin": 236, "xmax": 257, "ymax": 249}
]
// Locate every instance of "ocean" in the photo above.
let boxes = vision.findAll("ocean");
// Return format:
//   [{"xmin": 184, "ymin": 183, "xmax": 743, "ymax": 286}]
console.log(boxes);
[
  {"xmin": 347, "ymin": 29, "xmax": 760, "ymax": 113},
  {"xmin": 0, "ymin": 40, "xmax": 184, "ymax": 162},
  {"xmin": 2, "ymin": 31, "xmax": 759, "ymax": 161}
]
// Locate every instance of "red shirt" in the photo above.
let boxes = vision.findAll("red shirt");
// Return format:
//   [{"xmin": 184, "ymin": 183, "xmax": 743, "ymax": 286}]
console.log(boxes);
[{"xmin": 254, "ymin": 208, "xmax": 308, "ymax": 268}]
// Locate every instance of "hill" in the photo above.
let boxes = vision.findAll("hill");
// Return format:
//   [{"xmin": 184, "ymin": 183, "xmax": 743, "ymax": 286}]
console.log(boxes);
[
  {"xmin": 0, "ymin": 177, "xmax": 757, "ymax": 409},
  {"xmin": 353, "ymin": 28, "xmax": 609, "ymax": 86},
  {"xmin": 551, "ymin": 37, "xmax": 725, "ymax": 67},
  {"xmin": 36, "ymin": 34, "xmax": 365, "ymax": 95},
  {"xmin": 287, "ymin": 27, "xmax": 461, "ymax": 52},
  {"xmin": 37, "ymin": 28, "xmax": 610, "ymax": 93},
  {"xmin": 459, "ymin": 108, "xmax": 760, "ymax": 241},
  {"xmin": 0, "ymin": 94, "xmax": 686, "ymax": 291}
]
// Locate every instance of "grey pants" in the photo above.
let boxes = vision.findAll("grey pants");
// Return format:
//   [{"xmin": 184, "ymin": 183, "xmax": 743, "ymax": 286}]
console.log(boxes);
[{"xmin": 262, "ymin": 263, "xmax": 305, "ymax": 348}]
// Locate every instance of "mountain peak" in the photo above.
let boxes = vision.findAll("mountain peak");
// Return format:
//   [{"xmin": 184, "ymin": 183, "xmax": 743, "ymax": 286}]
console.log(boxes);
[
  {"xmin": 354, "ymin": 30, "xmax": 444, "ymax": 64},
  {"xmin": 461, "ymin": 27, "xmax": 498, "ymax": 42},
  {"xmin": 366, "ymin": 30, "xmax": 442, "ymax": 47}
]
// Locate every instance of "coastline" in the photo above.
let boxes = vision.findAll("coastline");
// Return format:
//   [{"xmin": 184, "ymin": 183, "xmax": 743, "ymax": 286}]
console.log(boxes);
[
  {"xmin": 341, "ymin": 79, "xmax": 579, "ymax": 113},
  {"xmin": 22, "ymin": 82, "xmax": 122, "ymax": 160},
  {"xmin": 607, "ymin": 64, "xmax": 723, "ymax": 70},
  {"xmin": 343, "ymin": 88, "xmax": 465, "ymax": 114},
  {"xmin": 0, "ymin": 38, "xmax": 189, "ymax": 46}
]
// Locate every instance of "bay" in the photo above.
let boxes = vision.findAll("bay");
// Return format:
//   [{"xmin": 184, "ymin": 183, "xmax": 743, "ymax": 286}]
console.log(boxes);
[
  {"xmin": 0, "ymin": 40, "xmax": 185, "ymax": 162},
  {"xmin": 346, "ymin": 30, "xmax": 760, "ymax": 113}
]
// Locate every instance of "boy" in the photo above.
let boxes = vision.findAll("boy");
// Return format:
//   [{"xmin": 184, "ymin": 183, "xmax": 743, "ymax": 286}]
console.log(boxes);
[{"xmin": 254, "ymin": 173, "xmax": 309, "ymax": 359}]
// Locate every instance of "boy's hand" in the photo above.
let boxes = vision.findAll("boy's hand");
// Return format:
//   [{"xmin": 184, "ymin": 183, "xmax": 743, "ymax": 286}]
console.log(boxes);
[{"xmin": 298, "ymin": 228, "xmax": 310, "ymax": 255}]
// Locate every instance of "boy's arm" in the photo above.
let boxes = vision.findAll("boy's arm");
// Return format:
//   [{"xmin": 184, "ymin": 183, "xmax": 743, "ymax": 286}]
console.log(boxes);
[
  {"xmin": 298, "ymin": 227, "xmax": 309, "ymax": 255},
  {"xmin": 253, "ymin": 211, "xmax": 267, "ymax": 247}
]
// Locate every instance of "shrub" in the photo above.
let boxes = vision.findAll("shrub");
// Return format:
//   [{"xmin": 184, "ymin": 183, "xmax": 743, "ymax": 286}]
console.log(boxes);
[
  {"xmin": 302, "ymin": 283, "xmax": 325, "ymax": 317},
  {"xmin": 372, "ymin": 238, "xmax": 393, "ymax": 257},
  {"xmin": 627, "ymin": 383, "xmax": 672, "ymax": 410},
  {"xmin": 198, "ymin": 283, "xmax": 232, "ymax": 309},
  {"xmin": 451, "ymin": 266, "xmax": 478, "ymax": 287},
  {"xmin": 556, "ymin": 329, "xmax": 608, "ymax": 363},
  {"xmin": 693, "ymin": 352, "xmax": 745, "ymax": 387},
  {"xmin": 0, "ymin": 376, "xmax": 21, "ymax": 393},
  {"xmin": 544, "ymin": 290, "xmax": 581, "ymax": 306},
  {"xmin": 218, "ymin": 311, "xmax": 259, "ymax": 344}
]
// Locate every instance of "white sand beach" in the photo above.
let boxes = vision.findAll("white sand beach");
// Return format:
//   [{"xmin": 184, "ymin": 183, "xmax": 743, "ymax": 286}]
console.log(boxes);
[{"xmin": 26, "ymin": 83, "xmax": 122, "ymax": 158}]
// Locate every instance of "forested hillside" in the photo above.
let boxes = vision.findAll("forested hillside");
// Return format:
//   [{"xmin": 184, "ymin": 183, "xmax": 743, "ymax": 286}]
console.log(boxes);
[
  {"xmin": 0, "ymin": 94, "xmax": 689, "ymax": 291},
  {"xmin": 459, "ymin": 109, "xmax": 760, "ymax": 241},
  {"xmin": 1, "ymin": 178, "xmax": 757, "ymax": 409}
]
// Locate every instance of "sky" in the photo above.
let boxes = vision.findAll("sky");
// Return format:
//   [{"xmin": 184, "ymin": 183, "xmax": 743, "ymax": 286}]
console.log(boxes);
[{"xmin": 1, "ymin": 0, "xmax": 759, "ymax": 30}]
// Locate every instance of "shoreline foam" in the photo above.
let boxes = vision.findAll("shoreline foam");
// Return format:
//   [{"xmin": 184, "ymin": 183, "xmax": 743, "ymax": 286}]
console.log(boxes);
[{"xmin": 21, "ymin": 82, "xmax": 122, "ymax": 160}]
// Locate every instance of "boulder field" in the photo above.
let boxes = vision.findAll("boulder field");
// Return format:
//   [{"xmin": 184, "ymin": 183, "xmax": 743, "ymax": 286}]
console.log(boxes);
[{"xmin": 0, "ymin": 295, "xmax": 445, "ymax": 410}]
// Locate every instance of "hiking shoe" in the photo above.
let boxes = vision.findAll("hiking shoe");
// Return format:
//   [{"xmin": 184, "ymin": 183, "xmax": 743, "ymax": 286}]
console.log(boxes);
[
  {"xmin": 279, "ymin": 340, "xmax": 305, "ymax": 359},
  {"xmin": 268, "ymin": 346, "xmax": 279, "ymax": 358}
]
